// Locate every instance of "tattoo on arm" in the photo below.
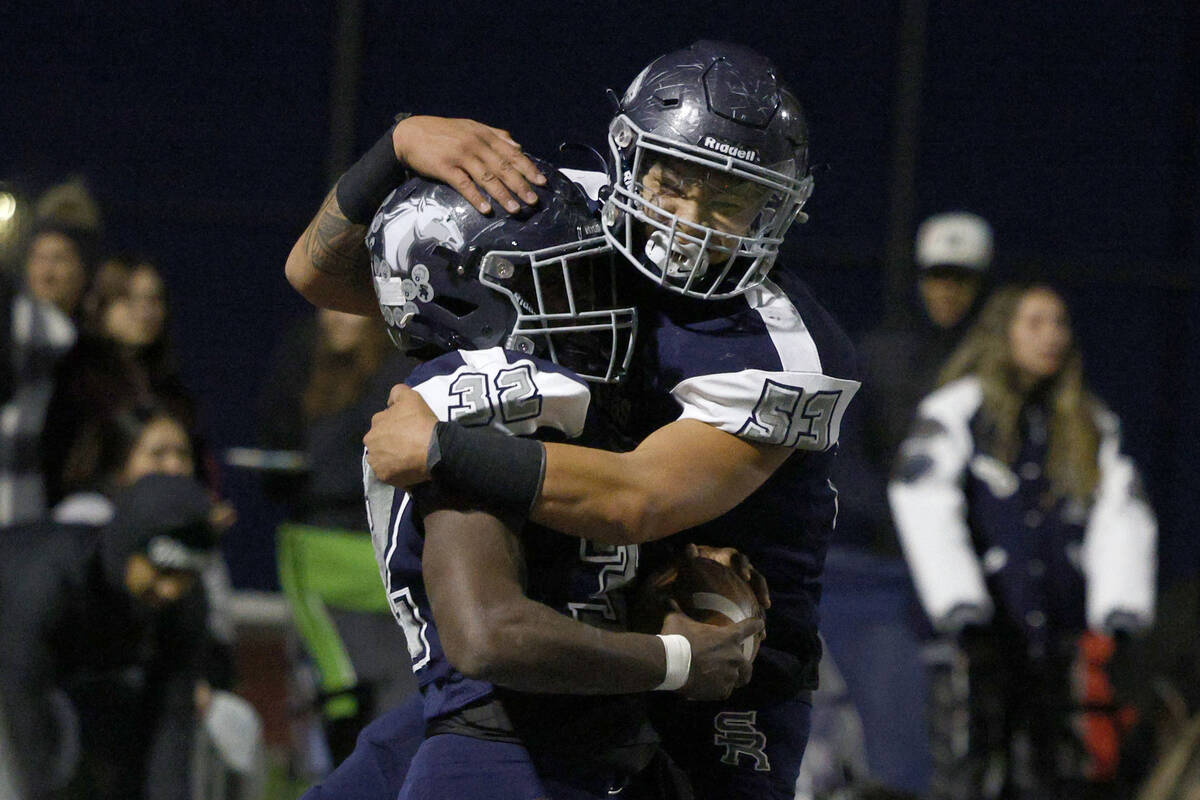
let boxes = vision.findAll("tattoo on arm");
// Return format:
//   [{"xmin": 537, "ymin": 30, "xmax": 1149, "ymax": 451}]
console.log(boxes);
[{"xmin": 302, "ymin": 187, "xmax": 369, "ymax": 278}]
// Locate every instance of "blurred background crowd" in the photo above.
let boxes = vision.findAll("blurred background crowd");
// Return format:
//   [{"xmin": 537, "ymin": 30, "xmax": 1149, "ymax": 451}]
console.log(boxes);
[{"xmin": 2, "ymin": 2, "xmax": 1198, "ymax": 799}]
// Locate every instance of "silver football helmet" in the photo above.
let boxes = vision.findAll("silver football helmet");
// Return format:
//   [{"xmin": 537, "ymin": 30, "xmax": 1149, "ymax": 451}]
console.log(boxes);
[
  {"xmin": 366, "ymin": 160, "xmax": 637, "ymax": 383},
  {"xmin": 603, "ymin": 40, "xmax": 814, "ymax": 300}
]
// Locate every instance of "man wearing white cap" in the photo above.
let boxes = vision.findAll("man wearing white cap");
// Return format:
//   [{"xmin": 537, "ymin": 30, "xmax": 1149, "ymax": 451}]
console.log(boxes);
[
  {"xmin": 837, "ymin": 211, "xmax": 994, "ymax": 555},
  {"xmin": 913, "ymin": 212, "xmax": 993, "ymax": 330}
]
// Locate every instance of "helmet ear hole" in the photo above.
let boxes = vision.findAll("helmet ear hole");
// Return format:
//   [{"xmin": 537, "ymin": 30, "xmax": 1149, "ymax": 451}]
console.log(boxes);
[
  {"xmin": 429, "ymin": 245, "xmax": 457, "ymax": 268},
  {"xmin": 431, "ymin": 295, "xmax": 478, "ymax": 318}
]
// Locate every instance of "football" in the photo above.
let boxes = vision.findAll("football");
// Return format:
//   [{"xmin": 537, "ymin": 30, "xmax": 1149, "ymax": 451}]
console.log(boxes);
[{"xmin": 631, "ymin": 555, "xmax": 766, "ymax": 660}]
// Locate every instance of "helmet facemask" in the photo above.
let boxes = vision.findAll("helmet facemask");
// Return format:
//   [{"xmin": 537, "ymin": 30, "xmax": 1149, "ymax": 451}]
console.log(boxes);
[
  {"xmin": 604, "ymin": 116, "xmax": 814, "ymax": 300},
  {"xmin": 478, "ymin": 235, "xmax": 637, "ymax": 384}
]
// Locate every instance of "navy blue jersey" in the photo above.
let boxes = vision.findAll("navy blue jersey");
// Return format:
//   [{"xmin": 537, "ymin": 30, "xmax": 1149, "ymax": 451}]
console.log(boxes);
[
  {"xmin": 363, "ymin": 347, "xmax": 642, "ymax": 727},
  {"xmin": 592, "ymin": 269, "xmax": 861, "ymax": 695}
]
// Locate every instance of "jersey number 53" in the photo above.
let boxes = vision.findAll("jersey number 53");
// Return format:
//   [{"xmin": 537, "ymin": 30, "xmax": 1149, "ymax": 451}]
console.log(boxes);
[{"xmin": 739, "ymin": 380, "xmax": 844, "ymax": 450}]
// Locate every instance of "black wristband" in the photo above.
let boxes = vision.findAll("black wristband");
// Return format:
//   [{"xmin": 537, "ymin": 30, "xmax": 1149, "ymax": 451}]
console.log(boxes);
[
  {"xmin": 335, "ymin": 118, "xmax": 412, "ymax": 224},
  {"xmin": 427, "ymin": 421, "xmax": 547, "ymax": 518}
]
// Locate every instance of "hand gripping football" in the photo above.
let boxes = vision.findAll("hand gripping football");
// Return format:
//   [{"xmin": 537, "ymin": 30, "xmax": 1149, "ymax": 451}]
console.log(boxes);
[{"xmin": 633, "ymin": 555, "xmax": 766, "ymax": 661}]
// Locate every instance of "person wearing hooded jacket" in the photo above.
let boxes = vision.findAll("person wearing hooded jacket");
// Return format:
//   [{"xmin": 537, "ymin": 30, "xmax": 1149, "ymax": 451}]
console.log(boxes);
[
  {"xmin": 835, "ymin": 212, "xmax": 994, "ymax": 555},
  {"xmin": 889, "ymin": 283, "xmax": 1156, "ymax": 798},
  {"xmin": 811, "ymin": 213, "xmax": 993, "ymax": 796},
  {"xmin": 0, "ymin": 473, "xmax": 221, "ymax": 799}
]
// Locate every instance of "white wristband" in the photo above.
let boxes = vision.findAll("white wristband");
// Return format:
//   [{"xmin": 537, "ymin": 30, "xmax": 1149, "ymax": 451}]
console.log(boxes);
[{"xmin": 655, "ymin": 634, "xmax": 692, "ymax": 691}]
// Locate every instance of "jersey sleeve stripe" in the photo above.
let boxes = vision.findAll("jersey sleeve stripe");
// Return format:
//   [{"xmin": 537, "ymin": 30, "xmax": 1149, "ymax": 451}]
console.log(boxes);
[{"xmin": 744, "ymin": 278, "xmax": 823, "ymax": 373}]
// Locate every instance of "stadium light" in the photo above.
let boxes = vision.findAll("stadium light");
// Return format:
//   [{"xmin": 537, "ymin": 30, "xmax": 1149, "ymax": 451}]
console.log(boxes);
[{"xmin": 0, "ymin": 192, "xmax": 16, "ymax": 223}]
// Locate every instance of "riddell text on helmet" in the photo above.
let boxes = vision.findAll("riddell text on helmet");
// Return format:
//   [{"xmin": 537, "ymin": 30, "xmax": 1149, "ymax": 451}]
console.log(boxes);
[{"xmin": 701, "ymin": 137, "xmax": 759, "ymax": 163}]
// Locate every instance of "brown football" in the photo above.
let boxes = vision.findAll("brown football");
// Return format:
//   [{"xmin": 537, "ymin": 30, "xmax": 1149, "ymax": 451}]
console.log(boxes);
[{"xmin": 631, "ymin": 556, "xmax": 765, "ymax": 660}]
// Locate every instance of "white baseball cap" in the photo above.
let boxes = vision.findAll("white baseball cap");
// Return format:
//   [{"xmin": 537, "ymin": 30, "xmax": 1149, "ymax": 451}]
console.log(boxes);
[{"xmin": 915, "ymin": 212, "xmax": 993, "ymax": 272}]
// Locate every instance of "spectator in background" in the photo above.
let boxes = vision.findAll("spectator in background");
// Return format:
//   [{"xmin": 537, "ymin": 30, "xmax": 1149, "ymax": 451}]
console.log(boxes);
[
  {"xmin": 258, "ymin": 309, "xmax": 416, "ymax": 763},
  {"xmin": 0, "ymin": 473, "xmax": 222, "ymax": 799},
  {"xmin": 43, "ymin": 255, "xmax": 197, "ymax": 505},
  {"xmin": 259, "ymin": 309, "xmax": 415, "ymax": 530},
  {"xmin": 809, "ymin": 212, "xmax": 994, "ymax": 797},
  {"xmin": 53, "ymin": 406, "xmax": 196, "ymax": 525},
  {"xmin": 22, "ymin": 219, "xmax": 99, "ymax": 319},
  {"xmin": 838, "ymin": 211, "xmax": 993, "ymax": 554},
  {"xmin": 49, "ymin": 404, "xmax": 246, "ymax": 744},
  {"xmin": 0, "ymin": 220, "xmax": 98, "ymax": 525},
  {"xmin": 889, "ymin": 283, "xmax": 1156, "ymax": 799}
]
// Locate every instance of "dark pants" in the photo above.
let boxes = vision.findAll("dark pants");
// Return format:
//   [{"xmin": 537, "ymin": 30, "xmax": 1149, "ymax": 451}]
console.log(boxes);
[
  {"xmin": 397, "ymin": 733, "xmax": 686, "ymax": 800},
  {"xmin": 301, "ymin": 694, "xmax": 424, "ymax": 800},
  {"xmin": 305, "ymin": 692, "xmax": 811, "ymax": 800},
  {"xmin": 927, "ymin": 628, "xmax": 1135, "ymax": 800}
]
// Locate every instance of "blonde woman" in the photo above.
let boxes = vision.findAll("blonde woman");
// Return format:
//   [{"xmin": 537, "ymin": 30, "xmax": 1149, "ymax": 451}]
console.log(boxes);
[{"xmin": 889, "ymin": 283, "xmax": 1156, "ymax": 798}]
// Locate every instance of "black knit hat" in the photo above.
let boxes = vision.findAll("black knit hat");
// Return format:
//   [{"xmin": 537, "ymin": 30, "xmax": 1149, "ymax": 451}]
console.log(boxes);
[{"xmin": 100, "ymin": 474, "xmax": 220, "ymax": 587}]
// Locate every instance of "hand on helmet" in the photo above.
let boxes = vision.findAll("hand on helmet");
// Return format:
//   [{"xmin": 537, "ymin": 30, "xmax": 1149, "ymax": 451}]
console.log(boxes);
[
  {"xmin": 364, "ymin": 385, "xmax": 439, "ymax": 488},
  {"xmin": 392, "ymin": 116, "xmax": 547, "ymax": 215}
]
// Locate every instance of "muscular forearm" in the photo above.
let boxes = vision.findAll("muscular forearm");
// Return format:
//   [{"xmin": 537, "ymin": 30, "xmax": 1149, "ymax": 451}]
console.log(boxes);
[
  {"xmin": 423, "ymin": 504, "xmax": 665, "ymax": 694},
  {"xmin": 530, "ymin": 419, "xmax": 790, "ymax": 545},
  {"xmin": 368, "ymin": 393, "xmax": 792, "ymax": 545},
  {"xmin": 284, "ymin": 187, "xmax": 379, "ymax": 316},
  {"xmin": 460, "ymin": 596, "xmax": 668, "ymax": 694}
]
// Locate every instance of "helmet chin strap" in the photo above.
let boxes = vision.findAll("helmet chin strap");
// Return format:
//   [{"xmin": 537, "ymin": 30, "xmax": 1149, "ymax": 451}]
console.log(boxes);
[{"xmin": 644, "ymin": 231, "xmax": 710, "ymax": 279}]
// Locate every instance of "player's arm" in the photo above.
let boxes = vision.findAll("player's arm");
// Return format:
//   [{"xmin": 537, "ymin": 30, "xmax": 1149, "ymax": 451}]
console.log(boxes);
[
  {"xmin": 534, "ymin": 419, "xmax": 791, "ymax": 544},
  {"xmin": 421, "ymin": 496, "xmax": 761, "ymax": 700},
  {"xmin": 366, "ymin": 387, "xmax": 792, "ymax": 545},
  {"xmin": 285, "ymin": 116, "xmax": 547, "ymax": 314},
  {"xmin": 284, "ymin": 186, "xmax": 378, "ymax": 316}
]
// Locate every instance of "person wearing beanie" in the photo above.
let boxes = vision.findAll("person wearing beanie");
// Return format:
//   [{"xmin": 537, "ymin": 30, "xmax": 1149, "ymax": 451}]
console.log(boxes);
[{"xmin": 0, "ymin": 473, "xmax": 220, "ymax": 799}]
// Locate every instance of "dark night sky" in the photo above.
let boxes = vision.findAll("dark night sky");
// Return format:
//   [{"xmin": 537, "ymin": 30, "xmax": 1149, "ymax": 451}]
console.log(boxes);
[{"xmin": 3, "ymin": 1, "xmax": 1197, "ymax": 586}]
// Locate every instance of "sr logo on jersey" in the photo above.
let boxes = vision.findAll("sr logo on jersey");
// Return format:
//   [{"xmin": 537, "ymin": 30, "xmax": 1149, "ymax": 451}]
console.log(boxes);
[{"xmin": 714, "ymin": 710, "xmax": 770, "ymax": 771}]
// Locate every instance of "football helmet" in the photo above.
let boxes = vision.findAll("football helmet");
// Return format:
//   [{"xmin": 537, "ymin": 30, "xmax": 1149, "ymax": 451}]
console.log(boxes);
[
  {"xmin": 365, "ymin": 160, "xmax": 637, "ymax": 383},
  {"xmin": 603, "ymin": 40, "xmax": 814, "ymax": 299}
]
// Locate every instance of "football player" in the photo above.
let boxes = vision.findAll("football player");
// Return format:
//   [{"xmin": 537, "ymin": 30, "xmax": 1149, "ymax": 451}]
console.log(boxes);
[
  {"xmin": 364, "ymin": 42, "xmax": 859, "ymax": 799},
  {"xmin": 288, "ymin": 41, "xmax": 859, "ymax": 800},
  {"xmin": 301, "ymin": 162, "xmax": 762, "ymax": 800}
]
